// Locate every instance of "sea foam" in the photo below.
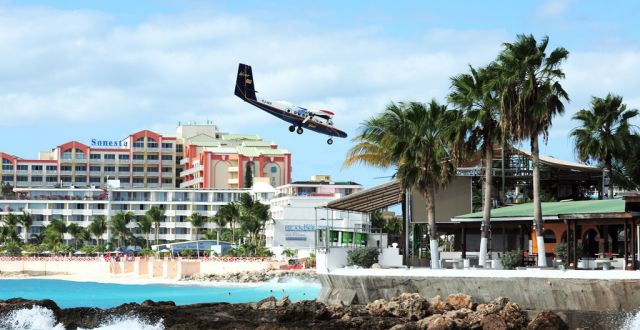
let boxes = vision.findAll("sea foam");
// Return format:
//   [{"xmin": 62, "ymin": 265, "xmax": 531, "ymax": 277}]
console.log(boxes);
[
  {"xmin": 0, "ymin": 306, "xmax": 163, "ymax": 330},
  {"xmin": 622, "ymin": 311, "xmax": 640, "ymax": 330}
]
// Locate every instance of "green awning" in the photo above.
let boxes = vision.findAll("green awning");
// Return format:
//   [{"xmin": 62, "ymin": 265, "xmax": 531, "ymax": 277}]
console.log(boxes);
[{"xmin": 453, "ymin": 199, "xmax": 625, "ymax": 221}]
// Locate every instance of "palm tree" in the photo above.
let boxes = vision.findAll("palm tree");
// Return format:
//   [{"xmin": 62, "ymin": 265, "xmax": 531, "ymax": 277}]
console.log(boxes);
[
  {"xmin": 211, "ymin": 212, "xmax": 228, "ymax": 244},
  {"xmin": 17, "ymin": 212, "xmax": 33, "ymax": 244},
  {"xmin": 238, "ymin": 193, "xmax": 271, "ymax": 244},
  {"xmin": 344, "ymin": 100, "xmax": 459, "ymax": 267},
  {"xmin": 218, "ymin": 202, "xmax": 241, "ymax": 244},
  {"xmin": 1, "ymin": 213, "xmax": 20, "ymax": 243},
  {"xmin": 88, "ymin": 215, "xmax": 108, "ymax": 248},
  {"xmin": 571, "ymin": 94, "xmax": 638, "ymax": 198},
  {"xmin": 189, "ymin": 212, "xmax": 207, "ymax": 256},
  {"xmin": 66, "ymin": 223, "xmax": 86, "ymax": 249},
  {"xmin": 137, "ymin": 216, "xmax": 153, "ymax": 249},
  {"xmin": 44, "ymin": 219, "xmax": 67, "ymax": 246},
  {"xmin": 145, "ymin": 206, "xmax": 165, "ymax": 245},
  {"xmin": 495, "ymin": 34, "xmax": 569, "ymax": 266},
  {"xmin": 449, "ymin": 64, "xmax": 501, "ymax": 267},
  {"xmin": 109, "ymin": 211, "xmax": 133, "ymax": 248}
]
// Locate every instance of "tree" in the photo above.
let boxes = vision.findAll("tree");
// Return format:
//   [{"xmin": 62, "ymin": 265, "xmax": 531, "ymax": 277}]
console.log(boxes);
[
  {"xmin": 211, "ymin": 212, "xmax": 228, "ymax": 244},
  {"xmin": 239, "ymin": 193, "xmax": 271, "ymax": 244},
  {"xmin": 570, "ymin": 94, "xmax": 638, "ymax": 198},
  {"xmin": 44, "ymin": 219, "xmax": 67, "ymax": 246},
  {"xmin": 1, "ymin": 213, "xmax": 20, "ymax": 243},
  {"xmin": 1, "ymin": 181, "xmax": 13, "ymax": 197},
  {"xmin": 146, "ymin": 206, "xmax": 165, "ymax": 245},
  {"xmin": 244, "ymin": 162, "xmax": 254, "ymax": 188},
  {"xmin": 109, "ymin": 211, "xmax": 133, "ymax": 248},
  {"xmin": 88, "ymin": 215, "xmax": 108, "ymax": 248},
  {"xmin": 344, "ymin": 101, "xmax": 459, "ymax": 268},
  {"xmin": 495, "ymin": 34, "xmax": 569, "ymax": 266},
  {"xmin": 66, "ymin": 223, "xmax": 86, "ymax": 249},
  {"xmin": 17, "ymin": 212, "xmax": 33, "ymax": 244},
  {"xmin": 218, "ymin": 202, "xmax": 241, "ymax": 244},
  {"xmin": 449, "ymin": 64, "xmax": 501, "ymax": 267},
  {"xmin": 189, "ymin": 212, "xmax": 208, "ymax": 256},
  {"xmin": 136, "ymin": 215, "xmax": 153, "ymax": 249}
]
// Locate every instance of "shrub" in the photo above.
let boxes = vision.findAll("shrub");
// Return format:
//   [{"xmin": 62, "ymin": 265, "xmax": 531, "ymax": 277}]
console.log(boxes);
[
  {"xmin": 347, "ymin": 247, "xmax": 379, "ymax": 268},
  {"xmin": 1, "ymin": 241, "xmax": 22, "ymax": 256},
  {"xmin": 180, "ymin": 249, "xmax": 194, "ymax": 257},
  {"xmin": 554, "ymin": 243, "xmax": 567, "ymax": 261},
  {"xmin": 282, "ymin": 248, "xmax": 298, "ymax": 258},
  {"xmin": 501, "ymin": 250, "xmax": 523, "ymax": 270}
]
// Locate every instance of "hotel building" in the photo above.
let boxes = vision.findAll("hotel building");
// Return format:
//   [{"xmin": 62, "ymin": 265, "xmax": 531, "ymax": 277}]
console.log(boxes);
[
  {"xmin": 0, "ymin": 124, "xmax": 291, "ymax": 190},
  {"xmin": 266, "ymin": 175, "xmax": 366, "ymax": 252}
]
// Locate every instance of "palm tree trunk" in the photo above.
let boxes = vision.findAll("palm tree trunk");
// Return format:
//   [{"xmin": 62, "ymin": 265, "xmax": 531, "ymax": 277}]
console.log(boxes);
[
  {"xmin": 155, "ymin": 222, "xmax": 159, "ymax": 245},
  {"xmin": 531, "ymin": 136, "xmax": 547, "ymax": 266},
  {"xmin": 231, "ymin": 220, "xmax": 235, "ymax": 245},
  {"xmin": 195, "ymin": 227, "xmax": 200, "ymax": 257},
  {"xmin": 216, "ymin": 228, "xmax": 221, "ymax": 245},
  {"xmin": 607, "ymin": 158, "xmax": 614, "ymax": 199},
  {"xmin": 426, "ymin": 185, "xmax": 440, "ymax": 269},
  {"xmin": 479, "ymin": 145, "xmax": 493, "ymax": 267}
]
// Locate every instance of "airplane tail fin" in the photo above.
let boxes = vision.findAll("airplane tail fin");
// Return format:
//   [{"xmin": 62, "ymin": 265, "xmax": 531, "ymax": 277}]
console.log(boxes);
[{"xmin": 235, "ymin": 63, "xmax": 257, "ymax": 101}]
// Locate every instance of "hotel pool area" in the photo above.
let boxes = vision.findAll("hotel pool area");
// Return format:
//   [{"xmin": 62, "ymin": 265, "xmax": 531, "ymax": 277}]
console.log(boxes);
[{"xmin": 0, "ymin": 279, "xmax": 320, "ymax": 308}]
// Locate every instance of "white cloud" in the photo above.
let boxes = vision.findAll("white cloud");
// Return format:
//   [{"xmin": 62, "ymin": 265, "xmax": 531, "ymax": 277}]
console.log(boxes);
[{"xmin": 535, "ymin": 0, "xmax": 574, "ymax": 19}]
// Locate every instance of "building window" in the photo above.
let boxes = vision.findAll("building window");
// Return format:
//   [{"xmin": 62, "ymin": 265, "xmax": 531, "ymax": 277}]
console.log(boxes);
[
  {"xmin": 17, "ymin": 165, "xmax": 28, "ymax": 171},
  {"xmin": 31, "ymin": 176, "xmax": 43, "ymax": 182},
  {"xmin": 61, "ymin": 166, "xmax": 72, "ymax": 171},
  {"xmin": 133, "ymin": 167, "xmax": 144, "ymax": 173},
  {"xmin": 75, "ymin": 176, "xmax": 86, "ymax": 182},
  {"xmin": 90, "ymin": 166, "xmax": 101, "ymax": 172},
  {"xmin": 133, "ymin": 177, "xmax": 144, "ymax": 183},
  {"xmin": 17, "ymin": 176, "xmax": 28, "ymax": 182},
  {"xmin": 162, "ymin": 167, "xmax": 172, "ymax": 173},
  {"xmin": 90, "ymin": 177, "xmax": 101, "ymax": 183},
  {"xmin": 133, "ymin": 155, "xmax": 144, "ymax": 160},
  {"xmin": 271, "ymin": 166, "xmax": 277, "ymax": 173},
  {"xmin": 118, "ymin": 166, "xmax": 129, "ymax": 172},
  {"xmin": 76, "ymin": 152, "xmax": 86, "ymax": 160},
  {"xmin": 104, "ymin": 154, "xmax": 116, "ymax": 160},
  {"xmin": 147, "ymin": 167, "xmax": 158, "ymax": 173},
  {"xmin": 161, "ymin": 143, "xmax": 173, "ymax": 149},
  {"xmin": 161, "ymin": 155, "xmax": 172, "ymax": 161},
  {"xmin": 2, "ymin": 175, "xmax": 12, "ymax": 181},
  {"xmin": 1, "ymin": 158, "xmax": 10, "ymax": 164},
  {"xmin": 148, "ymin": 178, "xmax": 158, "ymax": 183},
  {"xmin": 61, "ymin": 152, "xmax": 72, "ymax": 160},
  {"xmin": 176, "ymin": 144, "xmax": 183, "ymax": 152},
  {"xmin": 90, "ymin": 154, "xmax": 101, "ymax": 159},
  {"xmin": 162, "ymin": 178, "xmax": 172, "ymax": 184},
  {"xmin": 46, "ymin": 165, "xmax": 57, "ymax": 171},
  {"xmin": 119, "ymin": 154, "xmax": 129, "ymax": 160},
  {"xmin": 61, "ymin": 177, "xmax": 72, "ymax": 183},
  {"xmin": 46, "ymin": 177, "xmax": 57, "ymax": 182},
  {"xmin": 2, "ymin": 165, "xmax": 12, "ymax": 171},
  {"xmin": 75, "ymin": 165, "xmax": 86, "ymax": 171},
  {"xmin": 148, "ymin": 138, "xmax": 158, "ymax": 148},
  {"xmin": 104, "ymin": 166, "xmax": 115, "ymax": 172},
  {"xmin": 32, "ymin": 165, "xmax": 42, "ymax": 171},
  {"xmin": 147, "ymin": 155, "xmax": 158, "ymax": 160}
]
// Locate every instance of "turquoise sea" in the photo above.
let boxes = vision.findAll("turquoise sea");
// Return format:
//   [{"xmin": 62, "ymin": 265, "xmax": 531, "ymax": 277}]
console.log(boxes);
[{"xmin": 0, "ymin": 279, "xmax": 320, "ymax": 308}]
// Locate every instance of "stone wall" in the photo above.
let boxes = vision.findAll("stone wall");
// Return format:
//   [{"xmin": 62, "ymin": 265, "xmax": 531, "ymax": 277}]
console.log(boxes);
[{"xmin": 318, "ymin": 273, "xmax": 640, "ymax": 312}]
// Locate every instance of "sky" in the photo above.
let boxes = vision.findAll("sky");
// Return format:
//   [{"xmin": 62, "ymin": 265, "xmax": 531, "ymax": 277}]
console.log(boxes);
[{"xmin": 0, "ymin": 0, "xmax": 639, "ymax": 189}]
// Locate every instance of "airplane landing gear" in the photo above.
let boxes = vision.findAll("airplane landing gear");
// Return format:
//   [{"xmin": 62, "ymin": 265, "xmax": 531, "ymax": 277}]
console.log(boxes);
[
  {"xmin": 288, "ymin": 125, "xmax": 295, "ymax": 132},
  {"xmin": 327, "ymin": 138, "xmax": 333, "ymax": 145},
  {"xmin": 296, "ymin": 127, "xmax": 304, "ymax": 134}
]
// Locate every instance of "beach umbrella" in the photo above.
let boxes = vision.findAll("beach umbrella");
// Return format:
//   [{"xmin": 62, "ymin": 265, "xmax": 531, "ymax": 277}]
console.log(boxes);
[{"xmin": 74, "ymin": 251, "xmax": 86, "ymax": 255}]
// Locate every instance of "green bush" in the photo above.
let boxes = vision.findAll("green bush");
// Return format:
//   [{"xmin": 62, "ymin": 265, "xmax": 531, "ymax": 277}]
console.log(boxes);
[
  {"xmin": 501, "ymin": 250, "xmax": 523, "ymax": 269},
  {"xmin": 554, "ymin": 243, "xmax": 567, "ymax": 261},
  {"xmin": 179, "ymin": 249, "xmax": 194, "ymax": 257},
  {"xmin": 282, "ymin": 248, "xmax": 298, "ymax": 258},
  {"xmin": 1, "ymin": 241, "xmax": 22, "ymax": 256},
  {"xmin": 347, "ymin": 247, "xmax": 379, "ymax": 268}
]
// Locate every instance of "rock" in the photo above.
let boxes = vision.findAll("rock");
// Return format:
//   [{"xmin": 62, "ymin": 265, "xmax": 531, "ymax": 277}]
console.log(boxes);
[
  {"xmin": 257, "ymin": 296, "xmax": 277, "ymax": 310},
  {"xmin": 444, "ymin": 308, "xmax": 471, "ymax": 320},
  {"xmin": 366, "ymin": 298, "xmax": 388, "ymax": 316},
  {"xmin": 366, "ymin": 293, "xmax": 428, "ymax": 320},
  {"xmin": 276, "ymin": 296, "xmax": 290, "ymax": 307},
  {"xmin": 499, "ymin": 302, "xmax": 528, "ymax": 329},
  {"xmin": 371, "ymin": 263, "xmax": 382, "ymax": 269},
  {"xmin": 446, "ymin": 293, "xmax": 474, "ymax": 310},
  {"xmin": 416, "ymin": 314, "xmax": 455, "ymax": 330},
  {"xmin": 527, "ymin": 310, "xmax": 568, "ymax": 330},
  {"xmin": 477, "ymin": 297, "xmax": 509, "ymax": 315},
  {"xmin": 480, "ymin": 313, "xmax": 507, "ymax": 330},
  {"xmin": 390, "ymin": 323, "xmax": 419, "ymax": 330},
  {"xmin": 141, "ymin": 300, "xmax": 176, "ymax": 307},
  {"xmin": 427, "ymin": 295, "xmax": 452, "ymax": 315}
]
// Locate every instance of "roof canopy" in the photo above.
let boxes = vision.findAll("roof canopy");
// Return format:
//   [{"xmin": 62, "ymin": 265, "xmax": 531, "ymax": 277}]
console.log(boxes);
[
  {"xmin": 453, "ymin": 199, "xmax": 625, "ymax": 222},
  {"xmin": 325, "ymin": 180, "xmax": 403, "ymax": 213}
]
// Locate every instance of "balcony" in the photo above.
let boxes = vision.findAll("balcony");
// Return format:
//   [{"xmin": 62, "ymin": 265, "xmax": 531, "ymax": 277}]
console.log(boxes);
[
  {"xmin": 118, "ymin": 159, "xmax": 130, "ymax": 165},
  {"xmin": 146, "ymin": 159, "xmax": 159, "ymax": 164},
  {"xmin": 2, "ymin": 169, "xmax": 13, "ymax": 174},
  {"xmin": 179, "ymin": 158, "xmax": 189, "ymax": 165},
  {"xmin": 146, "ymin": 147, "xmax": 159, "ymax": 152},
  {"xmin": 179, "ymin": 177, "xmax": 203, "ymax": 188},
  {"xmin": 133, "ymin": 159, "xmax": 145, "ymax": 164},
  {"xmin": 228, "ymin": 178, "xmax": 239, "ymax": 185},
  {"xmin": 228, "ymin": 166, "xmax": 239, "ymax": 172},
  {"xmin": 180, "ymin": 165, "xmax": 202, "ymax": 177},
  {"xmin": 75, "ymin": 170, "xmax": 87, "ymax": 175},
  {"xmin": 31, "ymin": 170, "xmax": 43, "ymax": 175},
  {"xmin": 103, "ymin": 159, "xmax": 116, "ymax": 164},
  {"xmin": 118, "ymin": 170, "xmax": 130, "ymax": 175},
  {"xmin": 133, "ymin": 183, "xmax": 145, "ymax": 188},
  {"xmin": 89, "ymin": 170, "xmax": 101, "ymax": 174},
  {"xmin": 161, "ymin": 172, "xmax": 173, "ymax": 178},
  {"xmin": 89, "ymin": 158, "xmax": 102, "ymax": 163},
  {"xmin": 161, "ymin": 159, "xmax": 173, "ymax": 165},
  {"xmin": 162, "ymin": 147, "xmax": 174, "ymax": 152}
]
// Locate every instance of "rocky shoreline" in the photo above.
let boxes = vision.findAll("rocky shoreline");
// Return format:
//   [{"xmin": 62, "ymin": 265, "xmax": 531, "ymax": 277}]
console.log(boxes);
[
  {"xmin": 182, "ymin": 269, "xmax": 319, "ymax": 283},
  {"xmin": 0, "ymin": 293, "xmax": 571, "ymax": 329}
]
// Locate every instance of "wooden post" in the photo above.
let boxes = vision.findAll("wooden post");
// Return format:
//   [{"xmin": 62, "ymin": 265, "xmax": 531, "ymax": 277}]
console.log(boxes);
[
  {"xmin": 624, "ymin": 220, "xmax": 629, "ymax": 269},
  {"xmin": 565, "ymin": 219, "xmax": 570, "ymax": 268},
  {"xmin": 572, "ymin": 220, "xmax": 578, "ymax": 270},
  {"xmin": 461, "ymin": 225, "xmax": 467, "ymax": 259}
]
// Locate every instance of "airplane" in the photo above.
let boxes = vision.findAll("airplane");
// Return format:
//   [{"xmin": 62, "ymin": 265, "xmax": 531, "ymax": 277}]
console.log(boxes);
[{"xmin": 234, "ymin": 63, "xmax": 347, "ymax": 145}]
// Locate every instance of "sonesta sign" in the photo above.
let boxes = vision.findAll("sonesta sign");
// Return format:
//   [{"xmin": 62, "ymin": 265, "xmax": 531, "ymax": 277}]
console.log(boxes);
[{"xmin": 91, "ymin": 139, "xmax": 128, "ymax": 147}]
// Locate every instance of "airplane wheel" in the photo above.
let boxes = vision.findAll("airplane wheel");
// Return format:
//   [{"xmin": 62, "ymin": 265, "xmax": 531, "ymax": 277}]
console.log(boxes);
[
  {"xmin": 327, "ymin": 138, "xmax": 333, "ymax": 145},
  {"xmin": 288, "ymin": 125, "xmax": 295, "ymax": 132},
  {"xmin": 296, "ymin": 127, "xmax": 304, "ymax": 134}
]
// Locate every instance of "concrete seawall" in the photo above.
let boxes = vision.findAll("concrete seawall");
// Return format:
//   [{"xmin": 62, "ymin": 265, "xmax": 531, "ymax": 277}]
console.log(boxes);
[{"xmin": 318, "ymin": 269, "xmax": 640, "ymax": 312}]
